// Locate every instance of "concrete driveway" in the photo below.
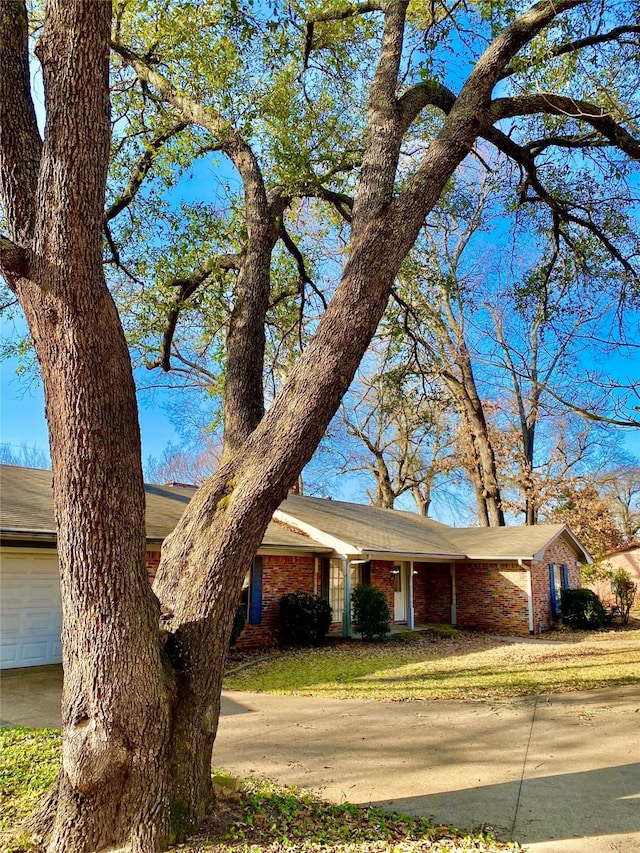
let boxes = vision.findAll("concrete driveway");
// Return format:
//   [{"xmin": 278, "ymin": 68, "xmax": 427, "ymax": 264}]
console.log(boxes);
[{"xmin": 1, "ymin": 666, "xmax": 638, "ymax": 852}]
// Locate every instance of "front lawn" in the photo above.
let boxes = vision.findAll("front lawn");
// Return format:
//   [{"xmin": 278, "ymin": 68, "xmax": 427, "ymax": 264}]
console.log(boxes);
[
  {"xmin": 224, "ymin": 627, "xmax": 640, "ymax": 700},
  {"xmin": 0, "ymin": 728, "xmax": 516, "ymax": 853}
]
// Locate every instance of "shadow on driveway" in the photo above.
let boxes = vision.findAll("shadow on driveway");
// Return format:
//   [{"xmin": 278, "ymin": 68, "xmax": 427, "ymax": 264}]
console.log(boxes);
[{"xmin": 369, "ymin": 762, "xmax": 640, "ymax": 847}]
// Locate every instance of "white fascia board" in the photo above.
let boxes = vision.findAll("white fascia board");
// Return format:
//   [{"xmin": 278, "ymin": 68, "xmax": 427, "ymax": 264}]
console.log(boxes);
[
  {"xmin": 258, "ymin": 545, "xmax": 333, "ymax": 556},
  {"xmin": 273, "ymin": 510, "xmax": 360, "ymax": 559},
  {"xmin": 368, "ymin": 550, "xmax": 466, "ymax": 562},
  {"xmin": 532, "ymin": 527, "xmax": 593, "ymax": 564},
  {"xmin": 464, "ymin": 555, "xmax": 533, "ymax": 562}
]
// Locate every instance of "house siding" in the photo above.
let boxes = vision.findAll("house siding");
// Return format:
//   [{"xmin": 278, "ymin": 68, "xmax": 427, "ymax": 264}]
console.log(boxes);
[
  {"xmin": 236, "ymin": 554, "xmax": 315, "ymax": 648},
  {"xmin": 454, "ymin": 561, "xmax": 531, "ymax": 634},
  {"xmin": 530, "ymin": 541, "xmax": 582, "ymax": 633},
  {"xmin": 413, "ymin": 562, "xmax": 452, "ymax": 624},
  {"xmin": 604, "ymin": 547, "xmax": 640, "ymax": 585}
]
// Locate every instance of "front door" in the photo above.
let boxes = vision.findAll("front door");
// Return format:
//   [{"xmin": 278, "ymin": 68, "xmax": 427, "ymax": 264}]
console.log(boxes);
[{"xmin": 393, "ymin": 564, "xmax": 407, "ymax": 622}]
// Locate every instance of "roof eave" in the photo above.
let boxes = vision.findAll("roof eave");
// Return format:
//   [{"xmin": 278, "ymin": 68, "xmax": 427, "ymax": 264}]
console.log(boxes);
[
  {"xmin": 258, "ymin": 545, "xmax": 333, "ymax": 555},
  {"xmin": 364, "ymin": 550, "xmax": 467, "ymax": 562},
  {"xmin": 532, "ymin": 526, "xmax": 593, "ymax": 564}
]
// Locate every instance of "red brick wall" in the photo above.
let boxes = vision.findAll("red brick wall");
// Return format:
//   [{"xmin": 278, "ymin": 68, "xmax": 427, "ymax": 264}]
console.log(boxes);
[
  {"xmin": 370, "ymin": 560, "xmax": 395, "ymax": 622},
  {"xmin": 236, "ymin": 554, "xmax": 315, "ymax": 648},
  {"xmin": 413, "ymin": 562, "xmax": 452, "ymax": 624},
  {"xmin": 146, "ymin": 550, "xmax": 161, "ymax": 583},
  {"xmin": 530, "ymin": 540, "xmax": 582, "ymax": 633},
  {"xmin": 454, "ymin": 561, "xmax": 530, "ymax": 634}
]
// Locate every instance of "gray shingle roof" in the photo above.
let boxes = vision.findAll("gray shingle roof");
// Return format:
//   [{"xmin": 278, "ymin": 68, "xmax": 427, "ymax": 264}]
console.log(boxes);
[
  {"xmin": 1, "ymin": 465, "xmax": 589, "ymax": 562},
  {"xmin": 0, "ymin": 465, "xmax": 325, "ymax": 552},
  {"xmin": 277, "ymin": 494, "xmax": 589, "ymax": 562},
  {"xmin": 277, "ymin": 494, "xmax": 464, "ymax": 558},
  {"xmin": 444, "ymin": 525, "xmax": 574, "ymax": 561}
]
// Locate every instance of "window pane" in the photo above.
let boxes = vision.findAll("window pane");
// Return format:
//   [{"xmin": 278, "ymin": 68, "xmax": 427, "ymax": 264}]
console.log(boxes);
[
  {"xmin": 553, "ymin": 564, "xmax": 563, "ymax": 602},
  {"xmin": 329, "ymin": 558, "xmax": 343, "ymax": 623}
]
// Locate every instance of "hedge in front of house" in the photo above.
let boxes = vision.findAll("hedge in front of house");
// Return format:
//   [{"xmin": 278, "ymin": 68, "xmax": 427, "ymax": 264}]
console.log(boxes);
[
  {"xmin": 279, "ymin": 592, "xmax": 332, "ymax": 646},
  {"xmin": 351, "ymin": 585, "xmax": 391, "ymax": 641},
  {"xmin": 561, "ymin": 587, "xmax": 607, "ymax": 630}
]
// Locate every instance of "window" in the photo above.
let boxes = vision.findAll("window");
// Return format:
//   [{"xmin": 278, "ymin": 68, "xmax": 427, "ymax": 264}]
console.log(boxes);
[
  {"xmin": 321, "ymin": 558, "xmax": 365, "ymax": 623},
  {"xmin": 549, "ymin": 563, "xmax": 569, "ymax": 617}
]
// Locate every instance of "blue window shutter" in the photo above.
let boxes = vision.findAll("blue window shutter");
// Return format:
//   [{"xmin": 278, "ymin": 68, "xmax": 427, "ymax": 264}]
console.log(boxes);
[
  {"xmin": 549, "ymin": 564, "xmax": 557, "ymax": 616},
  {"xmin": 562, "ymin": 564, "xmax": 570, "ymax": 589},
  {"xmin": 249, "ymin": 556, "xmax": 263, "ymax": 625}
]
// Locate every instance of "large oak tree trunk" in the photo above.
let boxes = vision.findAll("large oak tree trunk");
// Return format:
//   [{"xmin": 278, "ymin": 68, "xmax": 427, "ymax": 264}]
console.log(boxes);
[{"xmin": 3, "ymin": 3, "xmax": 174, "ymax": 850}]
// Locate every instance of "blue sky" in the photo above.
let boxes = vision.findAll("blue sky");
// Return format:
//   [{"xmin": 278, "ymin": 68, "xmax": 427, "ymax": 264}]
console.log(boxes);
[
  {"xmin": 0, "ymin": 351, "xmax": 181, "ymax": 470},
  {"xmin": 2, "ymin": 340, "xmax": 639, "ymax": 477}
]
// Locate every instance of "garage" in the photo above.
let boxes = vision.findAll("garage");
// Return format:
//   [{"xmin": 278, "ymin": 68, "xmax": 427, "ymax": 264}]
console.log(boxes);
[{"xmin": 0, "ymin": 547, "xmax": 62, "ymax": 669}]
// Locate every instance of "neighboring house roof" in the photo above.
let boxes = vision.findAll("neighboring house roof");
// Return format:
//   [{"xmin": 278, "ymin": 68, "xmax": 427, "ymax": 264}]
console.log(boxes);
[
  {"xmin": 0, "ymin": 464, "xmax": 56, "ymax": 537},
  {"xmin": 604, "ymin": 542, "xmax": 640, "ymax": 557},
  {"xmin": 0, "ymin": 465, "xmax": 327, "ymax": 553},
  {"xmin": 0, "ymin": 464, "xmax": 591, "ymax": 563}
]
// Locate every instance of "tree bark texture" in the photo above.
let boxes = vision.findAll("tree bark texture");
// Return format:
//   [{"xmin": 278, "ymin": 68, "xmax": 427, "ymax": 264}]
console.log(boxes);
[{"xmin": 2, "ymin": 3, "xmax": 173, "ymax": 850}]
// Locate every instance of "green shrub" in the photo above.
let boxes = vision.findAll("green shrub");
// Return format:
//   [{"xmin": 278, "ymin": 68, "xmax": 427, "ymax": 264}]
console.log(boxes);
[
  {"xmin": 560, "ymin": 588, "xmax": 607, "ymax": 630},
  {"xmin": 279, "ymin": 592, "xmax": 332, "ymax": 646},
  {"xmin": 351, "ymin": 585, "xmax": 390, "ymax": 641},
  {"xmin": 611, "ymin": 569, "xmax": 637, "ymax": 626},
  {"xmin": 230, "ymin": 603, "xmax": 247, "ymax": 647}
]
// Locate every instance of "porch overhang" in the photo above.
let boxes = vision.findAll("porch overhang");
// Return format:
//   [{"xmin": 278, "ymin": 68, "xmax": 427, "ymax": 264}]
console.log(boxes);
[{"xmin": 361, "ymin": 550, "xmax": 466, "ymax": 563}]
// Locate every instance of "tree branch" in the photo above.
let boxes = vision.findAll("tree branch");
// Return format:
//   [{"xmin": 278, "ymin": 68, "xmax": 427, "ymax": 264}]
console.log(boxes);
[
  {"xmin": 488, "ymin": 94, "xmax": 640, "ymax": 161},
  {"xmin": 314, "ymin": 186, "xmax": 354, "ymax": 223},
  {"xmin": 392, "ymin": 0, "xmax": 587, "ymax": 243},
  {"xmin": 0, "ymin": 235, "xmax": 30, "ymax": 279},
  {"xmin": 483, "ymin": 125, "xmax": 640, "ymax": 284},
  {"xmin": 0, "ymin": 1, "xmax": 42, "ymax": 247},
  {"xmin": 397, "ymin": 79, "xmax": 456, "ymax": 131},
  {"xmin": 499, "ymin": 23, "xmax": 640, "ymax": 80},
  {"xmin": 105, "ymin": 120, "xmax": 188, "ymax": 222},
  {"xmin": 148, "ymin": 252, "xmax": 242, "ymax": 371}
]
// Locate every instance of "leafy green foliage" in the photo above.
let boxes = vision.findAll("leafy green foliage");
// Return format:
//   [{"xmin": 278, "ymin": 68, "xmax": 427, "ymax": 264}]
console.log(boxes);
[
  {"xmin": 230, "ymin": 603, "xmax": 246, "ymax": 647},
  {"xmin": 561, "ymin": 588, "xmax": 607, "ymax": 630},
  {"xmin": 279, "ymin": 592, "xmax": 332, "ymax": 646},
  {"xmin": 611, "ymin": 568, "xmax": 637, "ymax": 626},
  {"xmin": 351, "ymin": 585, "xmax": 390, "ymax": 641}
]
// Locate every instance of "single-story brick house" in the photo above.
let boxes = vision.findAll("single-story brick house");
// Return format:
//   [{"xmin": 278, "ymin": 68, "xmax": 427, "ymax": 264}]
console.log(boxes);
[{"xmin": 0, "ymin": 464, "xmax": 591, "ymax": 667}]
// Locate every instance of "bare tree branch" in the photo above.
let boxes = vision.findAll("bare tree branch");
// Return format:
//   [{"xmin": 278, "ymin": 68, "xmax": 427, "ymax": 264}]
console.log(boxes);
[
  {"xmin": 488, "ymin": 94, "xmax": 640, "ymax": 160},
  {"xmin": 483, "ymin": 125, "xmax": 640, "ymax": 285},
  {"xmin": 499, "ymin": 23, "xmax": 640, "ymax": 79},
  {"xmin": 105, "ymin": 120, "xmax": 188, "ymax": 222}
]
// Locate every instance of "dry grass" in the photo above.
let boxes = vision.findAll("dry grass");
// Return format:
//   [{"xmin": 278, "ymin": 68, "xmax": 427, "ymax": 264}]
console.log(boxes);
[{"xmin": 224, "ymin": 625, "xmax": 640, "ymax": 701}]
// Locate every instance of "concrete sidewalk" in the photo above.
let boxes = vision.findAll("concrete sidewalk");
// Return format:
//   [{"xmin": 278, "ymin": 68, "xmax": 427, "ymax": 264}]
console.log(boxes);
[{"xmin": 2, "ymin": 666, "xmax": 639, "ymax": 852}]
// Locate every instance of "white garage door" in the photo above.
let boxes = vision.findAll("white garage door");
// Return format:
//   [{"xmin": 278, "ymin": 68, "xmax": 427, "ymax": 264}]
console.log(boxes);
[{"xmin": 0, "ymin": 548, "xmax": 62, "ymax": 669}]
